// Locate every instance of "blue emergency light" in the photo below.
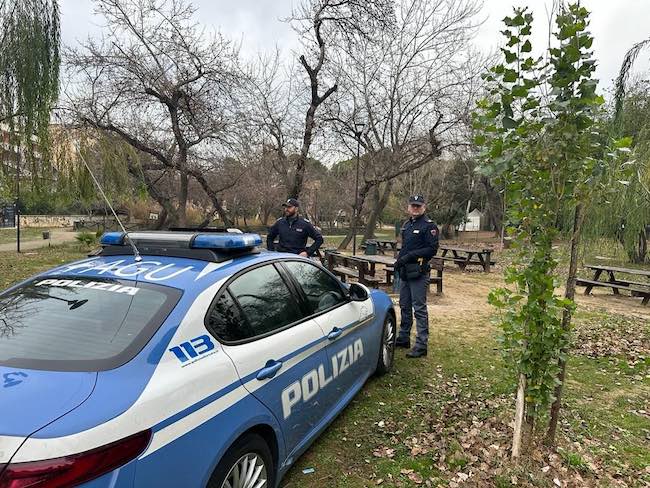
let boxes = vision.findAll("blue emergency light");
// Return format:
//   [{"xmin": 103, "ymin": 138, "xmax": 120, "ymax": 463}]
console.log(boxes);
[
  {"xmin": 100, "ymin": 232, "xmax": 126, "ymax": 246},
  {"xmin": 100, "ymin": 231, "xmax": 262, "ymax": 250},
  {"xmin": 192, "ymin": 233, "xmax": 262, "ymax": 249}
]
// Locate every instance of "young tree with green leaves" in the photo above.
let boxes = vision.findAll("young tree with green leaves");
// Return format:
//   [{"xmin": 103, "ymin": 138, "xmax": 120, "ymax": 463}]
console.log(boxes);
[{"xmin": 473, "ymin": 4, "xmax": 632, "ymax": 456}]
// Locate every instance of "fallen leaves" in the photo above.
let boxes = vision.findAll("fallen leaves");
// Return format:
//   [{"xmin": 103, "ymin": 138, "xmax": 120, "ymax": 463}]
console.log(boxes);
[
  {"xmin": 572, "ymin": 312, "xmax": 650, "ymax": 367},
  {"xmin": 400, "ymin": 469, "xmax": 423, "ymax": 484},
  {"xmin": 372, "ymin": 446, "xmax": 395, "ymax": 459}
]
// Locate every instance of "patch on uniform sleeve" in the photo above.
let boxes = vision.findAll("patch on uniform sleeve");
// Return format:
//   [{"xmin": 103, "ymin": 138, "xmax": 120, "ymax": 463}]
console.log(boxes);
[{"xmin": 431, "ymin": 228, "xmax": 438, "ymax": 236}]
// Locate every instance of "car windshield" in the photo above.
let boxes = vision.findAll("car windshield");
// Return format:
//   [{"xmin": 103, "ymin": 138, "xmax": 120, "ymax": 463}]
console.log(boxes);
[{"xmin": 0, "ymin": 276, "xmax": 182, "ymax": 371}]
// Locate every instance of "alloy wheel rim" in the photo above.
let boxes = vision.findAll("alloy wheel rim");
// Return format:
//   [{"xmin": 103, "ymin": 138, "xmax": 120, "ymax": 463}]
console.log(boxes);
[
  {"xmin": 221, "ymin": 453, "xmax": 268, "ymax": 488},
  {"xmin": 382, "ymin": 318, "xmax": 395, "ymax": 367}
]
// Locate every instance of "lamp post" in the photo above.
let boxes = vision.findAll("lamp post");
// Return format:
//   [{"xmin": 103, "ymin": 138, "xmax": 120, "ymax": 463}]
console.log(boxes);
[
  {"xmin": 352, "ymin": 121, "xmax": 365, "ymax": 255},
  {"xmin": 15, "ymin": 141, "xmax": 21, "ymax": 253}
]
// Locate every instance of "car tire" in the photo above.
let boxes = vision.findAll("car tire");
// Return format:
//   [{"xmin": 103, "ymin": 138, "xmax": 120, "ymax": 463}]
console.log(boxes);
[
  {"xmin": 375, "ymin": 313, "xmax": 396, "ymax": 376},
  {"xmin": 207, "ymin": 432, "xmax": 275, "ymax": 488}
]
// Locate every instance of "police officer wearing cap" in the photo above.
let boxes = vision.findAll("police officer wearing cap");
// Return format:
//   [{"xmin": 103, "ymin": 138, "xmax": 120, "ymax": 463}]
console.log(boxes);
[
  {"xmin": 394, "ymin": 195, "xmax": 439, "ymax": 358},
  {"xmin": 267, "ymin": 198, "xmax": 324, "ymax": 257}
]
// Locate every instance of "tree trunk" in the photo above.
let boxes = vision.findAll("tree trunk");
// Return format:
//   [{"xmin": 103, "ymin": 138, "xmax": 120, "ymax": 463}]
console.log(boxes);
[
  {"xmin": 481, "ymin": 176, "xmax": 504, "ymax": 236},
  {"xmin": 512, "ymin": 373, "xmax": 527, "ymax": 460},
  {"xmin": 197, "ymin": 208, "xmax": 218, "ymax": 228},
  {"xmin": 546, "ymin": 204, "xmax": 585, "ymax": 446},
  {"xmin": 338, "ymin": 211, "xmax": 360, "ymax": 251},
  {"xmin": 338, "ymin": 185, "xmax": 371, "ymax": 250},
  {"xmin": 124, "ymin": 156, "xmax": 178, "ymax": 229},
  {"xmin": 363, "ymin": 181, "xmax": 392, "ymax": 242},
  {"xmin": 177, "ymin": 171, "xmax": 189, "ymax": 227},
  {"xmin": 155, "ymin": 207, "xmax": 168, "ymax": 230},
  {"xmin": 215, "ymin": 199, "xmax": 233, "ymax": 227},
  {"xmin": 261, "ymin": 206, "xmax": 272, "ymax": 227},
  {"xmin": 441, "ymin": 223, "xmax": 455, "ymax": 239},
  {"xmin": 637, "ymin": 229, "xmax": 648, "ymax": 263}
]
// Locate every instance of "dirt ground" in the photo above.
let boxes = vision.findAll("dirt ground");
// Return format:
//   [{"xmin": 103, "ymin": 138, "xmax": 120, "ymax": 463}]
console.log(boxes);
[
  {"xmin": 418, "ymin": 267, "xmax": 650, "ymax": 324},
  {"xmin": 0, "ymin": 229, "xmax": 78, "ymax": 252}
]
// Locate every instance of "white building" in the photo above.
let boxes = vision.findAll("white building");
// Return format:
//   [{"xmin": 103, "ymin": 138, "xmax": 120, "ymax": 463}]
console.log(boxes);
[{"xmin": 460, "ymin": 208, "xmax": 483, "ymax": 232}]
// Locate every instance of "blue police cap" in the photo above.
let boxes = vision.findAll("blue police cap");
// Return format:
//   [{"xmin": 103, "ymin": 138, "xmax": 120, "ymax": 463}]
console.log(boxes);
[
  {"xmin": 282, "ymin": 198, "xmax": 300, "ymax": 207},
  {"xmin": 408, "ymin": 195, "xmax": 425, "ymax": 206}
]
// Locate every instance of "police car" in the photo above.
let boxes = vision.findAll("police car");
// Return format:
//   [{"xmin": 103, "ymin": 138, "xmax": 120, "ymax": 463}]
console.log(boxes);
[{"xmin": 0, "ymin": 230, "xmax": 396, "ymax": 488}]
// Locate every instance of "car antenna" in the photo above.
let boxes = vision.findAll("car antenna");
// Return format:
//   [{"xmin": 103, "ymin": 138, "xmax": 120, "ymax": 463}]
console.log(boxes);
[{"xmin": 54, "ymin": 113, "xmax": 142, "ymax": 262}]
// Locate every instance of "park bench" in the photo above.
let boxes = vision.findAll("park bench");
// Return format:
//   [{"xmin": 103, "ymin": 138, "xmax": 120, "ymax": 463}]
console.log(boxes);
[
  {"xmin": 439, "ymin": 245, "xmax": 495, "ymax": 272},
  {"xmin": 324, "ymin": 251, "xmax": 382, "ymax": 287},
  {"xmin": 576, "ymin": 264, "xmax": 650, "ymax": 305}
]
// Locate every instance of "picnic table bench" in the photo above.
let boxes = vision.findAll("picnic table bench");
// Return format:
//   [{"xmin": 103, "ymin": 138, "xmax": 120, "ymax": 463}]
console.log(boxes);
[
  {"xmin": 439, "ymin": 245, "xmax": 495, "ymax": 272},
  {"xmin": 576, "ymin": 264, "xmax": 650, "ymax": 305},
  {"xmin": 324, "ymin": 251, "xmax": 382, "ymax": 287},
  {"xmin": 326, "ymin": 252, "xmax": 444, "ymax": 294}
]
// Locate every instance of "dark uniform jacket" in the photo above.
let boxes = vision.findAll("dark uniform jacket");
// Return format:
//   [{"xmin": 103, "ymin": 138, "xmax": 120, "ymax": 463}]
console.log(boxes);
[
  {"xmin": 266, "ymin": 215, "xmax": 324, "ymax": 256},
  {"xmin": 398, "ymin": 214, "xmax": 439, "ymax": 264}
]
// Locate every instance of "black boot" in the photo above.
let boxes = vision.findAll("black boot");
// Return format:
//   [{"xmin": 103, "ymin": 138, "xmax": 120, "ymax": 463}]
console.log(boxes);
[
  {"xmin": 406, "ymin": 347, "xmax": 427, "ymax": 358},
  {"xmin": 395, "ymin": 338, "xmax": 410, "ymax": 349}
]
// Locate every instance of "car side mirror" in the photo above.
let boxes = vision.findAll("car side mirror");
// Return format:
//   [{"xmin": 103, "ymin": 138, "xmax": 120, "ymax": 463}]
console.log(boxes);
[{"xmin": 348, "ymin": 283, "xmax": 369, "ymax": 302}]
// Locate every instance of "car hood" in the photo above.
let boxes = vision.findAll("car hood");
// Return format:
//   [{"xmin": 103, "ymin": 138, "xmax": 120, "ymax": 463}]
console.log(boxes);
[{"xmin": 0, "ymin": 367, "xmax": 96, "ymax": 463}]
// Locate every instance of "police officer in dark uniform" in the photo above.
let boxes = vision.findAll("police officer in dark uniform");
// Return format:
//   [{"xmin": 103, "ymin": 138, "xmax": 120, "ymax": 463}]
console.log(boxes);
[
  {"xmin": 267, "ymin": 198, "xmax": 324, "ymax": 257},
  {"xmin": 394, "ymin": 195, "xmax": 439, "ymax": 358}
]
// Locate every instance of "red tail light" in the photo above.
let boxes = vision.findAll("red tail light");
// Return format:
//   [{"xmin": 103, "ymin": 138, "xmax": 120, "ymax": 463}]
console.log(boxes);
[{"xmin": 0, "ymin": 429, "xmax": 151, "ymax": 488}]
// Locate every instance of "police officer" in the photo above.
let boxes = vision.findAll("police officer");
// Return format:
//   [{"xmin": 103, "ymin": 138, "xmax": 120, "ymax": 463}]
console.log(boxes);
[
  {"xmin": 267, "ymin": 198, "xmax": 324, "ymax": 257},
  {"xmin": 394, "ymin": 195, "xmax": 439, "ymax": 358}
]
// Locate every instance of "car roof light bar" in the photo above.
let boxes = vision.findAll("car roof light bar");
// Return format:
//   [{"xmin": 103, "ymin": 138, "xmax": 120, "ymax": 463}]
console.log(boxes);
[
  {"xmin": 192, "ymin": 233, "xmax": 262, "ymax": 249},
  {"xmin": 99, "ymin": 231, "xmax": 262, "ymax": 250}
]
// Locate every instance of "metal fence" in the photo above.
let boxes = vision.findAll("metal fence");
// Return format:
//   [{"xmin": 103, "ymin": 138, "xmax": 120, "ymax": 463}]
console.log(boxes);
[{"xmin": 0, "ymin": 204, "xmax": 15, "ymax": 228}]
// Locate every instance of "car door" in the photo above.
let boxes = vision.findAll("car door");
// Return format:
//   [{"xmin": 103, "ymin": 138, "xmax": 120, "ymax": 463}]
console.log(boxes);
[
  {"xmin": 206, "ymin": 262, "xmax": 330, "ymax": 457},
  {"xmin": 280, "ymin": 260, "xmax": 376, "ymax": 408}
]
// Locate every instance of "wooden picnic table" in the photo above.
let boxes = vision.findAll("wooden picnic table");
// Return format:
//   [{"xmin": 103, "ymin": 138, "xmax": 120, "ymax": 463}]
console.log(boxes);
[
  {"xmin": 343, "ymin": 253, "xmax": 444, "ymax": 294},
  {"xmin": 355, "ymin": 255, "xmax": 397, "ymax": 284},
  {"xmin": 324, "ymin": 251, "xmax": 382, "ymax": 287},
  {"xmin": 438, "ymin": 245, "xmax": 495, "ymax": 272},
  {"xmin": 577, "ymin": 264, "xmax": 650, "ymax": 305},
  {"xmin": 356, "ymin": 254, "xmax": 396, "ymax": 266},
  {"xmin": 362, "ymin": 239, "xmax": 398, "ymax": 255}
]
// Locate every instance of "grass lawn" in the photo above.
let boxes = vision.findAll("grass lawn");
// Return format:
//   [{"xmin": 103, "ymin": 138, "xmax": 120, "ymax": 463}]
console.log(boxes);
[
  {"xmin": 0, "ymin": 244, "xmax": 87, "ymax": 289},
  {"xmin": 279, "ymin": 270, "xmax": 649, "ymax": 487},
  {"xmin": 0, "ymin": 227, "xmax": 51, "ymax": 245},
  {"xmin": 0, "ymin": 244, "xmax": 648, "ymax": 487}
]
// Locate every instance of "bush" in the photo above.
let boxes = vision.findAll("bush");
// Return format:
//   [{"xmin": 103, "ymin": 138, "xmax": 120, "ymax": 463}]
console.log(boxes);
[{"xmin": 75, "ymin": 231, "xmax": 98, "ymax": 249}]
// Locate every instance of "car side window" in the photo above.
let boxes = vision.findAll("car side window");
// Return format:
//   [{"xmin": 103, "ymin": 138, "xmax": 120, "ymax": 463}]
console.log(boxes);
[
  {"xmin": 283, "ymin": 261, "xmax": 346, "ymax": 314},
  {"xmin": 227, "ymin": 264, "xmax": 303, "ymax": 338},
  {"xmin": 206, "ymin": 290, "xmax": 255, "ymax": 343}
]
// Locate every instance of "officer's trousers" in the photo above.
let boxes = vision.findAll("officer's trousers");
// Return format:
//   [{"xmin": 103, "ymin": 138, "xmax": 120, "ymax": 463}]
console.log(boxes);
[{"xmin": 398, "ymin": 273, "xmax": 429, "ymax": 350}]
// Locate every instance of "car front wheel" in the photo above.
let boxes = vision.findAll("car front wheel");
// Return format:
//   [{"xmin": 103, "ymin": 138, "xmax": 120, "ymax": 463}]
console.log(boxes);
[
  {"xmin": 375, "ymin": 313, "xmax": 396, "ymax": 376},
  {"xmin": 207, "ymin": 432, "xmax": 275, "ymax": 488}
]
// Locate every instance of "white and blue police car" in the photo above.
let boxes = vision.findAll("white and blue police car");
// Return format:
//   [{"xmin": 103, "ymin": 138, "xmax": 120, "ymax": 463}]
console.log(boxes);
[{"xmin": 0, "ymin": 230, "xmax": 396, "ymax": 488}]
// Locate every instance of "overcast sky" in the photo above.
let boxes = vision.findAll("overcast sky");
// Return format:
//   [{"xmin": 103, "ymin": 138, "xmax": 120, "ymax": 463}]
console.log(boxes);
[{"xmin": 60, "ymin": 0, "xmax": 650, "ymax": 96}]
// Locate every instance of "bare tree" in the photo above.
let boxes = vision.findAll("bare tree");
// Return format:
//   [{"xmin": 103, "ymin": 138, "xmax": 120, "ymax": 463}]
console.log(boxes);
[
  {"xmin": 65, "ymin": 0, "xmax": 245, "ymax": 226},
  {"xmin": 329, "ymin": 0, "xmax": 484, "ymax": 249},
  {"xmin": 247, "ymin": 0, "xmax": 394, "ymax": 201}
]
